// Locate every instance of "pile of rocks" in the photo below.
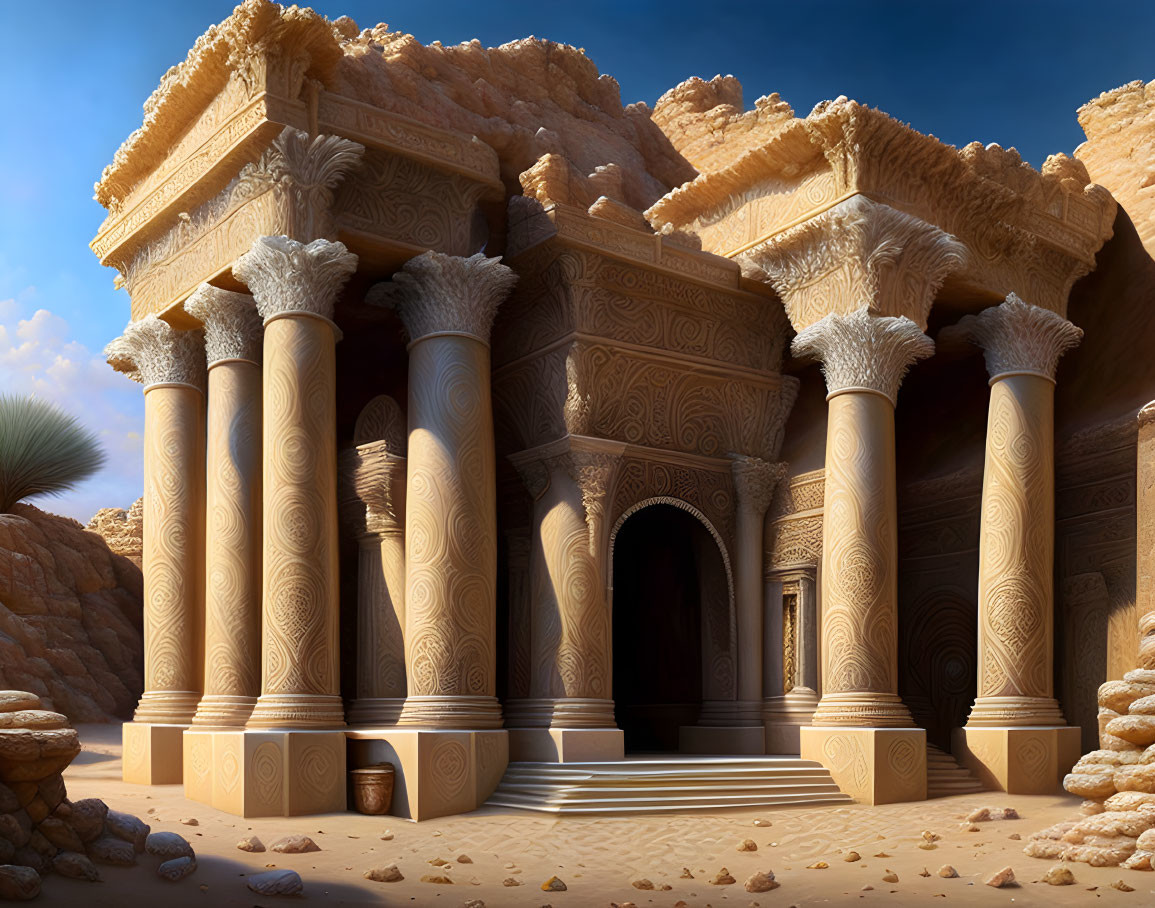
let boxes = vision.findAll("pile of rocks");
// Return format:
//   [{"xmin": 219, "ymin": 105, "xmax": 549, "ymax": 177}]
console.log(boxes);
[
  {"xmin": 0, "ymin": 690, "xmax": 159, "ymax": 899},
  {"xmin": 1025, "ymin": 608, "xmax": 1155, "ymax": 868}
]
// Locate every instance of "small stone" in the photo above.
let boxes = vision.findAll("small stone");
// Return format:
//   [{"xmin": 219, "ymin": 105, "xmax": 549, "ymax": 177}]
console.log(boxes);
[
  {"xmin": 421, "ymin": 874, "xmax": 453, "ymax": 884},
  {"xmin": 105, "ymin": 809, "xmax": 150, "ymax": 852},
  {"xmin": 882, "ymin": 871, "xmax": 899, "ymax": 883},
  {"xmin": 960, "ymin": 823, "xmax": 980, "ymax": 832},
  {"xmin": 429, "ymin": 857, "xmax": 449, "ymax": 866},
  {"xmin": 985, "ymin": 866, "xmax": 1015, "ymax": 888},
  {"xmin": 919, "ymin": 868, "xmax": 931, "ymax": 877},
  {"xmin": 541, "ymin": 875, "xmax": 567, "ymax": 891},
  {"xmin": 632, "ymin": 879, "xmax": 654, "ymax": 890},
  {"xmin": 363, "ymin": 864, "xmax": 403, "ymax": 882},
  {"xmin": 874, "ymin": 852, "xmax": 890, "ymax": 858},
  {"xmin": 844, "ymin": 851, "xmax": 860, "ymax": 862},
  {"xmin": 380, "ymin": 831, "xmax": 394, "ymax": 841},
  {"xmin": 237, "ymin": 834, "xmax": 265, "ymax": 852},
  {"xmin": 88, "ymin": 835, "xmax": 136, "ymax": 866},
  {"xmin": 1001, "ymin": 807, "xmax": 1019, "ymax": 820},
  {"xmin": 753, "ymin": 819, "xmax": 771, "ymax": 827},
  {"xmin": 157, "ymin": 856, "xmax": 197, "ymax": 882},
  {"xmin": 456, "ymin": 854, "xmax": 473, "ymax": 864},
  {"xmin": 1008, "ymin": 833, "xmax": 1021, "ymax": 840},
  {"xmin": 658, "ymin": 883, "xmax": 672, "ymax": 890},
  {"xmin": 966, "ymin": 808, "xmax": 991, "ymax": 823},
  {"xmin": 247, "ymin": 868, "xmax": 303, "ymax": 896},
  {"xmin": 744, "ymin": 871, "xmax": 778, "ymax": 893},
  {"xmin": 146, "ymin": 831, "xmax": 194, "ymax": 859},
  {"xmin": 462, "ymin": 900, "xmax": 484, "ymax": 908},
  {"xmin": 806, "ymin": 860, "xmax": 828, "ymax": 869},
  {"xmin": 737, "ymin": 838, "xmax": 757, "ymax": 852},
  {"xmin": 680, "ymin": 867, "xmax": 694, "ymax": 878},
  {"xmin": 711, "ymin": 867, "xmax": 736, "ymax": 884},
  {"xmin": 179, "ymin": 817, "xmax": 198, "ymax": 826},
  {"xmin": 922, "ymin": 831, "xmax": 941, "ymax": 843},
  {"xmin": 502, "ymin": 878, "xmax": 521, "ymax": 886},
  {"xmin": 1043, "ymin": 865, "xmax": 1075, "ymax": 886},
  {"xmin": 53, "ymin": 851, "xmax": 101, "ymax": 881},
  {"xmin": 270, "ymin": 834, "xmax": 319, "ymax": 853},
  {"xmin": 0, "ymin": 865, "xmax": 39, "ymax": 900},
  {"xmin": 862, "ymin": 884, "xmax": 874, "ymax": 891},
  {"xmin": 937, "ymin": 865, "xmax": 958, "ymax": 879},
  {"xmin": 1112, "ymin": 879, "xmax": 1136, "ymax": 891}
]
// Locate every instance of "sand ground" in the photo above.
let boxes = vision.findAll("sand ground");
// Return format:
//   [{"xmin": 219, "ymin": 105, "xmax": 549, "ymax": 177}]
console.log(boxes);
[{"xmin": 41, "ymin": 724, "xmax": 1152, "ymax": 907}]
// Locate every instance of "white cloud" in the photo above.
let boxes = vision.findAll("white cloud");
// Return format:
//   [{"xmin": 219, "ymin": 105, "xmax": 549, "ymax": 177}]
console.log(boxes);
[{"xmin": 0, "ymin": 294, "xmax": 143, "ymax": 521}]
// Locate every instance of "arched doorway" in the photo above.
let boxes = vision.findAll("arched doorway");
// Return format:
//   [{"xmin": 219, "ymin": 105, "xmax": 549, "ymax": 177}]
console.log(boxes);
[{"xmin": 610, "ymin": 501, "xmax": 733, "ymax": 752}]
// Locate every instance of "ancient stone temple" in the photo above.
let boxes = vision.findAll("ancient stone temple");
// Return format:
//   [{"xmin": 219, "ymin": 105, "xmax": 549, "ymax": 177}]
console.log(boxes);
[{"xmin": 92, "ymin": 0, "xmax": 1155, "ymax": 820}]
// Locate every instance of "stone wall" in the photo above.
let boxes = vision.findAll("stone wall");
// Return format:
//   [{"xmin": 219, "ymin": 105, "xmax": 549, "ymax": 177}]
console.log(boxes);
[{"xmin": 0, "ymin": 505, "xmax": 143, "ymax": 722}]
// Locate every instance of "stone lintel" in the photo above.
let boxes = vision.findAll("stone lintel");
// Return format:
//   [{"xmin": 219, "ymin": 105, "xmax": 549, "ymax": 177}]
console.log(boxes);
[
  {"xmin": 952, "ymin": 726, "xmax": 1082, "ymax": 795},
  {"xmin": 800, "ymin": 726, "xmax": 927, "ymax": 805}
]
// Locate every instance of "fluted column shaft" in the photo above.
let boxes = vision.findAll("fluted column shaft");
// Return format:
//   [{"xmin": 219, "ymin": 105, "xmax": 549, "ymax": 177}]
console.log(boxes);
[
  {"xmin": 793, "ymin": 308, "xmax": 933, "ymax": 727},
  {"xmin": 105, "ymin": 317, "xmax": 207, "ymax": 724},
  {"xmin": 384, "ymin": 252, "xmax": 517, "ymax": 729},
  {"xmin": 952, "ymin": 293, "xmax": 1082, "ymax": 727},
  {"xmin": 185, "ymin": 285, "xmax": 263, "ymax": 727},
  {"xmin": 234, "ymin": 236, "xmax": 358, "ymax": 729}
]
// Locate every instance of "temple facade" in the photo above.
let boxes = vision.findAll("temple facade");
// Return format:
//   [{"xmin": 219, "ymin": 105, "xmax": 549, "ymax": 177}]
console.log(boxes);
[{"xmin": 93, "ymin": 0, "xmax": 1155, "ymax": 820}]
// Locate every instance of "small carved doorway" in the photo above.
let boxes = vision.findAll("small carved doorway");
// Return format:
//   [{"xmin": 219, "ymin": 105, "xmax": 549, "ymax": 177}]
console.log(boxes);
[{"xmin": 610, "ymin": 502, "xmax": 729, "ymax": 752}]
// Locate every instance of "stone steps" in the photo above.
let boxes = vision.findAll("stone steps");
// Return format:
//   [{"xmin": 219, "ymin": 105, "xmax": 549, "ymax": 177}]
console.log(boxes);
[
  {"xmin": 926, "ymin": 743, "xmax": 987, "ymax": 798},
  {"xmin": 486, "ymin": 756, "xmax": 854, "ymax": 814}
]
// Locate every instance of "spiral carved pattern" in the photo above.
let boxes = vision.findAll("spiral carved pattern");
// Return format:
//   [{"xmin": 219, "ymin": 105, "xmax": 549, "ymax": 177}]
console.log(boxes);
[
  {"xmin": 355, "ymin": 534, "xmax": 407, "ymax": 701},
  {"xmin": 138, "ymin": 385, "xmax": 204, "ymax": 722},
  {"xmin": 255, "ymin": 316, "xmax": 341, "ymax": 712},
  {"xmin": 404, "ymin": 336, "xmax": 498, "ymax": 709},
  {"xmin": 197, "ymin": 361, "xmax": 261, "ymax": 724},
  {"xmin": 976, "ymin": 375, "xmax": 1054, "ymax": 701},
  {"xmin": 819, "ymin": 392, "xmax": 900, "ymax": 710}
]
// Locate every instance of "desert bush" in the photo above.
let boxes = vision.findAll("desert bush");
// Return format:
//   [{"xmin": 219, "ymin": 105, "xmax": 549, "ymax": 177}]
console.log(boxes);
[{"xmin": 0, "ymin": 395, "xmax": 105, "ymax": 513}]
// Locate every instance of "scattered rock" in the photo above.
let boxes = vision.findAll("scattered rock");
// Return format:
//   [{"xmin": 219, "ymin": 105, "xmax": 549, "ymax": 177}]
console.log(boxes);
[
  {"xmin": 88, "ymin": 835, "xmax": 136, "ymax": 866},
  {"xmin": 429, "ymin": 857, "xmax": 449, "ymax": 867},
  {"xmin": 158, "ymin": 856, "xmax": 197, "ymax": 882},
  {"xmin": 874, "ymin": 852, "xmax": 890, "ymax": 857},
  {"xmin": 745, "ymin": 870, "xmax": 778, "ymax": 892},
  {"xmin": 737, "ymin": 838, "xmax": 757, "ymax": 852},
  {"xmin": 806, "ymin": 860, "xmax": 829, "ymax": 869},
  {"xmin": 711, "ymin": 867, "xmax": 736, "ymax": 884},
  {"xmin": 105, "ymin": 809, "xmax": 149, "ymax": 852},
  {"xmin": 1043, "ymin": 865, "xmax": 1075, "ymax": 886},
  {"xmin": 502, "ymin": 878, "xmax": 521, "ymax": 886},
  {"xmin": 862, "ymin": 884, "xmax": 874, "ymax": 891},
  {"xmin": 1008, "ymin": 833, "xmax": 1021, "ymax": 840},
  {"xmin": 270, "ymin": 834, "xmax": 319, "ymax": 853},
  {"xmin": 960, "ymin": 822, "xmax": 980, "ymax": 832},
  {"xmin": 1002, "ymin": 808, "xmax": 1020, "ymax": 820},
  {"xmin": 966, "ymin": 808, "xmax": 991, "ymax": 823},
  {"xmin": 541, "ymin": 875, "xmax": 566, "ymax": 891},
  {"xmin": 179, "ymin": 817, "xmax": 198, "ymax": 826},
  {"xmin": 462, "ymin": 900, "xmax": 484, "ymax": 908},
  {"xmin": 631, "ymin": 879, "xmax": 654, "ymax": 890},
  {"xmin": 69, "ymin": 799, "xmax": 108, "ymax": 843},
  {"xmin": 364, "ymin": 864, "xmax": 403, "ymax": 882},
  {"xmin": 236, "ymin": 834, "xmax": 265, "ymax": 852},
  {"xmin": 1112, "ymin": 879, "xmax": 1136, "ymax": 891},
  {"xmin": 0, "ymin": 865, "xmax": 39, "ymax": 900},
  {"xmin": 380, "ymin": 831, "xmax": 394, "ymax": 841},
  {"xmin": 680, "ymin": 867, "xmax": 694, "ymax": 878},
  {"xmin": 53, "ymin": 851, "xmax": 100, "ymax": 881},
  {"xmin": 844, "ymin": 851, "xmax": 860, "ymax": 862},
  {"xmin": 919, "ymin": 868, "xmax": 931, "ymax": 877},
  {"xmin": 882, "ymin": 871, "xmax": 899, "ymax": 883},
  {"xmin": 985, "ymin": 866, "xmax": 1016, "ymax": 888},
  {"xmin": 922, "ymin": 831, "xmax": 941, "ymax": 842},
  {"xmin": 456, "ymin": 854, "xmax": 472, "ymax": 864},
  {"xmin": 937, "ymin": 865, "xmax": 958, "ymax": 878},
  {"xmin": 753, "ymin": 819, "xmax": 771, "ymax": 827},
  {"xmin": 247, "ymin": 868, "xmax": 303, "ymax": 896},
  {"xmin": 146, "ymin": 831, "xmax": 194, "ymax": 860},
  {"xmin": 421, "ymin": 874, "xmax": 453, "ymax": 885}
]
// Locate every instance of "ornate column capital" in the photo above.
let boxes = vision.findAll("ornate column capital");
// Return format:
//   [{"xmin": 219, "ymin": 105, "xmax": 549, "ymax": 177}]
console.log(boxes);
[
  {"xmin": 234, "ymin": 236, "xmax": 358, "ymax": 325},
  {"xmin": 372, "ymin": 251, "xmax": 518, "ymax": 346},
  {"xmin": 729, "ymin": 455, "xmax": 787, "ymax": 518},
  {"xmin": 183, "ymin": 283, "xmax": 263, "ymax": 365},
  {"xmin": 943, "ymin": 292, "xmax": 1083, "ymax": 382},
  {"xmin": 105, "ymin": 314, "xmax": 206, "ymax": 391},
  {"xmin": 791, "ymin": 307, "xmax": 934, "ymax": 404},
  {"xmin": 742, "ymin": 195, "xmax": 966, "ymax": 332}
]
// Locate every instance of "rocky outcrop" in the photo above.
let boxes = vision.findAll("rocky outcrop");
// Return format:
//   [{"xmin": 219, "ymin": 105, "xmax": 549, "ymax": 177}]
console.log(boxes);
[
  {"xmin": 85, "ymin": 499, "xmax": 143, "ymax": 568},
  {"xmin": 0, "ymin": 505, "xmax": 142, "ymax": 722}
]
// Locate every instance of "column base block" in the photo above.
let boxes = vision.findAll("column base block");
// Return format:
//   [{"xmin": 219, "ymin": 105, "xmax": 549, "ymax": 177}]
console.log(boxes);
[
  {"xmin": 800, "ymin": 726, "xmax": 927, "ymax": 805},
  {"xmin": 679, "ymin": 725, "xmax": 765, "ymax": 755},
  {"xmin": 182, "ymin": 729, "xmax": 346, "ymax": 817},
  {"xmin": 765, "ymin": 723, "xmax": 801, "ymax": 755},
  {"xmin": 508, "ymin": 728, "xmax": 623, "ymax": 762},
  {"xmin": 952, "ymin": 725, "xmax": 1082, "ymax": 794},
  {"xmin": 122, "ymin": 722, "xmax": 186, "ymax": 785},
  {"xmin": 346, "ymin": 728, "xmax": 508, "ymax": 821}
]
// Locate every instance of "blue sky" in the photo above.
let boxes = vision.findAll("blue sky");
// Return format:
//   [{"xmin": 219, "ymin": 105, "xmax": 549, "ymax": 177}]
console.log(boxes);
[{"xmin": 0, "ymin": 0, "xmax": 1151, "ymax": 519}]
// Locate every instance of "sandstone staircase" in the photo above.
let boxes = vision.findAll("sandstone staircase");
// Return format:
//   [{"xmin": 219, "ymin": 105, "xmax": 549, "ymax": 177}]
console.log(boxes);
[
  {"xmin": 926, "ymin": 742, "xmax": 986, "ymax": 797},
  {"xmin": 485, "ymin": 756, "xmax": 854, "ymax": 814}
]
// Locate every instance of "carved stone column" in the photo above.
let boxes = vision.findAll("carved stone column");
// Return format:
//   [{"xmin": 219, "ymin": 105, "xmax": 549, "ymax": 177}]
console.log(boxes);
[
  {"xmin": 949, "ymin": 293, "xmax": 1085, "ymax": 792},
  {"xmin": 234, "ymin": 236, "xmax": 357, "ymax": 729},
  {"xmin": 105, "ymin": 316, "xmax": 206, "ymax": 785},
  {"xmin": 764, "ymin": 569, "xmax": 821, "ymax": 753},
  {"xmin": 183, "ymin": 285, "xmax": 263, "ymax": 729},
  {"xmin": 506, "ymin": 440, "xmax": 624, "ymax": 762}
]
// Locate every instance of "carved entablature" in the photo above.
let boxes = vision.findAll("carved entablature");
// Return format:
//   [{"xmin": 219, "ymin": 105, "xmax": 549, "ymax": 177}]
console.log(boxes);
[
  {"xmin": 766, "ymin": 469, "xmax": 825, "ymax": 574},
  {"xmin": 645, "ymin": 97, "xmax": 1117, "ymax": 320}
]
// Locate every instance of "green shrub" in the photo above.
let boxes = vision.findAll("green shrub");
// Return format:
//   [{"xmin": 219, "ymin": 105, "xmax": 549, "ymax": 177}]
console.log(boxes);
[{"xmin": 0, "ymin": 395, "xmax": 105, "ymax": 513}]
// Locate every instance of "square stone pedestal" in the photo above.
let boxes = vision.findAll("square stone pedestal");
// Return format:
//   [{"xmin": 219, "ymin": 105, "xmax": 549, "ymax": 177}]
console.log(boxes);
[
  {"xmin": 952, "ymin": 725, "xmax": 1082, "ymax": 794},
  {"xmin": 800, "ymin": 727, "xmax": 927, "ymax": 805},
  {"xmin": 182, "ymin": 729, "xmax": 346, "ymax": 817},
  {"xmin": 765, "ymin": 723, "xmax": 802, "ymax": 755},
  {"xmin": 346, "ymin": 728, "xmax": 508, "ymax": 821},
  {"xmin": 508, "ymin": 728, "xmax": 623, "ymax": 762},
  {"xmin": 122, "ymin": 722, "xmax": 186, "ymax": 785},
  {"xmin": 679, "ymin": 725, "xmax": 766, "ymax": 755}
]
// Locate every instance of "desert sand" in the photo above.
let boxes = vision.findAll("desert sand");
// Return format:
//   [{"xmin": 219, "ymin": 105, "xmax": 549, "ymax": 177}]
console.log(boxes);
[{"xmin": 45, "ymin": 724, "xmax": 1150, "ymax": 907}]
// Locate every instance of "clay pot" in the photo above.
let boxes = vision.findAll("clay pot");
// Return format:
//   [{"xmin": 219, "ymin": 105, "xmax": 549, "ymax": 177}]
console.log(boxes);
[{"xmin": 351, "ymin": 764, "xmax": 395, "ymax": 815}]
